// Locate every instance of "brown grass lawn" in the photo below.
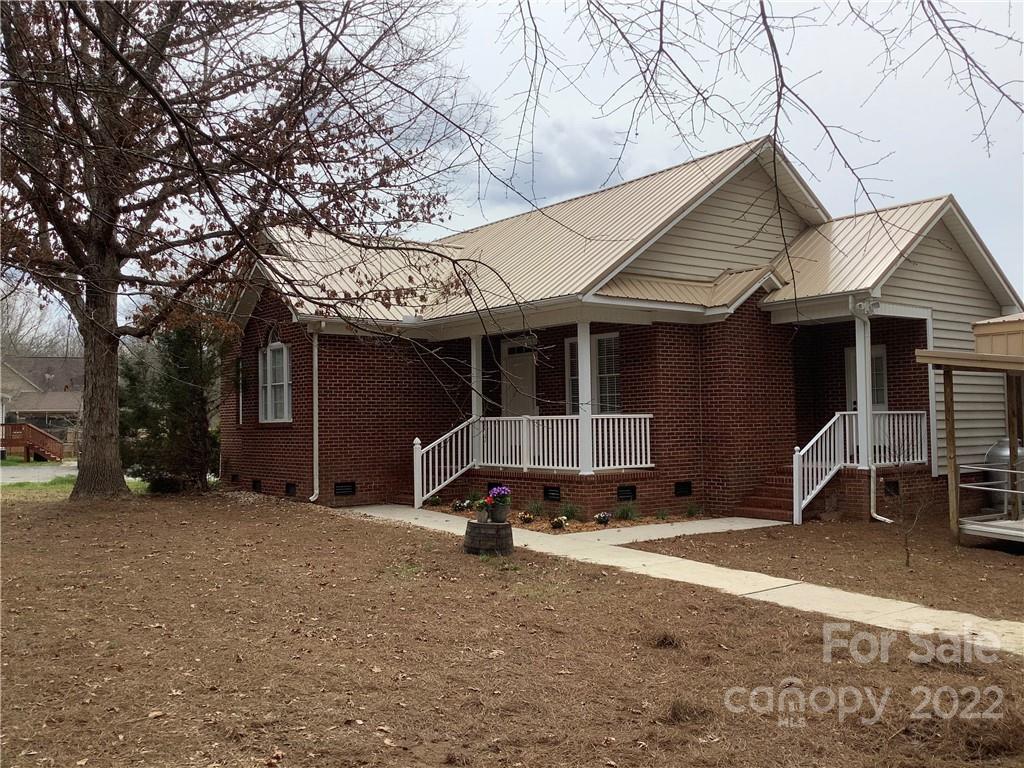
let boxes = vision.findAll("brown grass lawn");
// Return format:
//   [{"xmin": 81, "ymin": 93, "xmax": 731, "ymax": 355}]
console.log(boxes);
[
  {"xmin": 630, "ymin": 516, "xmax": 1024, "ymax": 623},
  {"xmin": 2, "ymin": 492, "xmax": 1023, "ymax": 767}
]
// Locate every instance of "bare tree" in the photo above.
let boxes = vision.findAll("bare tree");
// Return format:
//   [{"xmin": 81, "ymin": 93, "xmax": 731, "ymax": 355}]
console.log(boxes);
[
  {"xmin": 1, "ymin": 1, "xmax": 486, "ymax": 496},
  {"xmin": 1, "ymin": 282, "xmax": 83, "ymax": 357}
]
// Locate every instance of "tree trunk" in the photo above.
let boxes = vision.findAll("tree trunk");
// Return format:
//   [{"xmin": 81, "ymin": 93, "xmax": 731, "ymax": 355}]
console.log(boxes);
[{"xmin": 72, "ymin": 285, "xmax": 129, "ymax": 499}]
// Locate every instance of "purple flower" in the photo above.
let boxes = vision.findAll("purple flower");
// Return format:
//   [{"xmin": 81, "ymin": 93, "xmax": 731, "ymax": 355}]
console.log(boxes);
[{"xmin": 489, "ymin": 486, "xmax": 512, "ymax": 499}]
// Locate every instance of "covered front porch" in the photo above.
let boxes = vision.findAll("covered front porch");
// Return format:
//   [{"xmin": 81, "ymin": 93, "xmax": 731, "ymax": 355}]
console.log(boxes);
[
  {"xmin": 789, "ymin": 306, "xmax": 933, "ymax": 523},
  {"xmin": 414, "ymin": 318, "xmax": 654, "ymax": 507}
]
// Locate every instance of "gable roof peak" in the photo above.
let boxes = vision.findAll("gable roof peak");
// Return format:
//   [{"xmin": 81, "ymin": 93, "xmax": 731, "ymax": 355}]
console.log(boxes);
[{"xmin": 438, "ymin": 136, "xmax": 771, "ymax": 242}]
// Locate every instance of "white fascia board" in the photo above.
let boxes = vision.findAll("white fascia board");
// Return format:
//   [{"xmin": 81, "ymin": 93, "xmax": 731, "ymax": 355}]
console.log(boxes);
[
  {"xmin": 765, "ymin": 294, "xmax": 861, "ymax": 324},
  {"xmin": 583, "ymin": 293, "xmax": 707, "ymax": 315}
]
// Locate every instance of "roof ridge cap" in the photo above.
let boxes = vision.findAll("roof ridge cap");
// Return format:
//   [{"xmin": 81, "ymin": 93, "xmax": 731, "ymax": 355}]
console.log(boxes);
[
  {"xmin": 438, "ymin": 136, "xmax": 769, "ymax": 242},
  {"xmin": 824, "ymin": 194, "xmax": 950, "ymax": 224}
]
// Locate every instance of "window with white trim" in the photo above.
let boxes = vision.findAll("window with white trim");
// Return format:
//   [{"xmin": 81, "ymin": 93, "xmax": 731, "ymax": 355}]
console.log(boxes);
[
  {"xmin": 259, "ymin": 341, "xmax": 292, "ymax": 422},
  {"xmin": 596, "ymin": 334, "xmax": 621, "ymax": 412},
  {"xmin": 565, "ymin": 333, "xmax": 622, "ymax": 414}
]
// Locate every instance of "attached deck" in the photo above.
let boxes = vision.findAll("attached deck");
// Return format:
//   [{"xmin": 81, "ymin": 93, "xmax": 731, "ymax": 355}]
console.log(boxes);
[{"xmin": 959, "ymin": 514, "xmax": 1024, "ymax": 543}]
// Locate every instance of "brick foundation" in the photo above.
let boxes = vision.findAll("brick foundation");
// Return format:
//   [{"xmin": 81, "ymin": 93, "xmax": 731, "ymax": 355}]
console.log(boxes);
[{"xmin": 805, "ymin": 465, "xmax": 985, "ymax": 522}]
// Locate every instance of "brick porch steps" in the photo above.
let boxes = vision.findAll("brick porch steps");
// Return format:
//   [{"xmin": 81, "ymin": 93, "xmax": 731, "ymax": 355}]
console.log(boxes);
[{"xmin": 734, "ymin": 470, "xmax": 796, "ymax": 522}]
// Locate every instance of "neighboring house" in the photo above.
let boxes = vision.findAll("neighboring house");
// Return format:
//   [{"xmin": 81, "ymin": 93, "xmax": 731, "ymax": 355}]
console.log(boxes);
[
  {"xmin": 221, "ymin": 137, "xmax": 1022, "ymax": 522},
  {"xmin": 1, "ymin": 356, "xmax": 84, "ymax": 438}
]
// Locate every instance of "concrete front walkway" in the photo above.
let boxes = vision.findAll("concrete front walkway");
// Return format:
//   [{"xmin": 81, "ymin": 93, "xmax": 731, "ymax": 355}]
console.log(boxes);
[
  {"xmin": 347, "ymin": 505, "xmax": 1024, "ymax": 656},
  {"xmin": 559, "ymin": 516, "xmax": 783, "ymax": 544}
]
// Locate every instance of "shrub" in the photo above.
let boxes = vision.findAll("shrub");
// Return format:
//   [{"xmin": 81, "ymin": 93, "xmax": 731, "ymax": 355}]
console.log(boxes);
[
  {"xmin": 558, "ymin": 502, "xmax": 579, "ymax": 521},
  {"xmin": 686, "ymin": 503, "xmax": 702, "ymax": 518},
  {"xmin": 525, "ymin": 500, "xmax": 545, "ymax": 517},
  {"xmin": 424, "ymin": 495, "xmax": 442, "ymax": 507},
  {"xmin": 614, "ymin": 503, "xmax": 637, "ymax": 520},
  {"xmin": 468, "ymin": 489, "xmax": 484, "ymax": 502},
  {"xmin": 594, "ymin": 511, "xmax": 612, "ymax": 525},
  {"xmin": 655, "ymin": 509, "xmax": 669, "ymax": 520}
]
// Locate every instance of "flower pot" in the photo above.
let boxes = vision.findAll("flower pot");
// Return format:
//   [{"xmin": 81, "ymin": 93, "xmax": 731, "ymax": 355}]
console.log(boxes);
[
  {"xmin": 476, "ymin": 507, "xmax": 490, "ymax": 523},
  {"xmin": 490, "ymin": 504, "xmax": 509, "ymax": 523}
]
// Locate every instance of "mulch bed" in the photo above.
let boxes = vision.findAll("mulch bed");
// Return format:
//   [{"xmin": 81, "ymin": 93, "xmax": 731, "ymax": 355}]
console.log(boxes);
[
  {"xmin": 2, "ymin": 491, "xmax": 1023, "ymax": 767},
  {"xmin": 630, "ymin": 514, "xmax": 1024, "ymax": 622},
  {"xmin": 443, "ymin": 505, "xmax": 704, "ymax": 534}
]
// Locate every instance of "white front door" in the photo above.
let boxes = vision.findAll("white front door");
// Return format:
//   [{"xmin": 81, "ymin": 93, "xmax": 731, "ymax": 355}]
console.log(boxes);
[
  {"xmin": 845, "ymin": 345, "xmax": 888, "ymax": 412},
  {"xmin": 501, "ymin": 344, "xmax": 537, "ymax": 416}
]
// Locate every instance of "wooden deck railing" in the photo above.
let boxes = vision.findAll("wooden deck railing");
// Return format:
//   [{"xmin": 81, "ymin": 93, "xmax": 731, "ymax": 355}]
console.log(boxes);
[{"xmin": 0, "ymin": 422, "xmax": 64, "ymax": 461}]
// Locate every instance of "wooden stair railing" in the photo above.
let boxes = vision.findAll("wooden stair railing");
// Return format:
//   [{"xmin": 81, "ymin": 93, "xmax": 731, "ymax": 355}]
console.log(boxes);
[{"xmin": 0, "ymin": 422, "xmax": 64, "ymax": 461}]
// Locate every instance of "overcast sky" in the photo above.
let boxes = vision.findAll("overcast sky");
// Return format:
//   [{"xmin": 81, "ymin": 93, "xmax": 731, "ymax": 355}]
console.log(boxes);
[{"xmin": 419, "ymin": 1, "xmax": 1024, "ymax": 295}]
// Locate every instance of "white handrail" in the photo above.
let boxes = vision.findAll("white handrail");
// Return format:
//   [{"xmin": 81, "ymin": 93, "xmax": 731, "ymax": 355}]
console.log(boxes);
[
  {"xmin": 793, "ymin": 410, "xmax": 929, "ymax": 524},
  {"xmin": 792, "ymin": 412, "xmax": 857, "ymax": 525},
  {"xmin": 414, "ymin": 417, "xmax": 478, "ymax": 508}
]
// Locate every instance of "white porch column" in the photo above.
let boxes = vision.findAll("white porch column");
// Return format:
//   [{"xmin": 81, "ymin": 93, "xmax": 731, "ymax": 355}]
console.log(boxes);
[
  {"xmin": 854, "ymin": 314, "xmax": 874, "ymax": 468},
  {"xmin": 470, "ymin": 334, "xmax": 483, "ymax": 465},
  {"xmin": 577, "ymin": 319, "xmax": 594, "ymax": 475}
]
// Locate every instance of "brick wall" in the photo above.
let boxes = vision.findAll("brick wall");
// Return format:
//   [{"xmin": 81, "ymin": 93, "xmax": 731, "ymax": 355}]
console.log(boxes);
[
  {"xmin": 793, "ymin": 317, "xmax": 930, "ymax": 444},
  {"xmin": 220, "ymin": 289, "xmax": 470, "ymax": 506},
  {"xmin": 454, "ymin": 296, "xmax": 789, "ymax": 516},
  {"xmin": 220, "ymin": 289, "xmax": 314, "ymax": 498},
  {"xmin": 806, "ymin": 465, "xmax": 985, "ymax": 522},
  {"xmin": 700, "ymin": 292, "xmax": 797, "ymax": 514},
  {"xmin": 221, "ymin": 293, "xmax": 939, "ymax": 519}
]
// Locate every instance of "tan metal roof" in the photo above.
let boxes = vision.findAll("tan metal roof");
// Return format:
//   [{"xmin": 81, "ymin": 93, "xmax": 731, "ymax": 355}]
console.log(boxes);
[
  {"xmin": 596, "ymin": 266, "xmax": 777, "ymax": 310},
  {"xmin": 262, "ymin": 227, "xmax": 463, "ymax": 322},
  {"xmin": 426, "ymin": 137, "xmax": 774, "ymax": 317},
  {"xmin": 763, "ymin": 196, "xmax": 950, "ymax": 305}
]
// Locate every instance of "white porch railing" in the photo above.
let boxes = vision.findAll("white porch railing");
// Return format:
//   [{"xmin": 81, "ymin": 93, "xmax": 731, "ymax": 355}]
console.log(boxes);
[
  {"xmin": 593, "ymin": 414, "xmax": 653, "ymax": 469},
  {"xmin": 413, "ymin": 417, "xmax": 478, "ymax": 508},
  {"xmin": 414, "ymin": 413, "xmax": 653, "ymax": 507},
  {"xmin": 871, "ymin": 410, "xmax": 929, "ymax": 465},
  {"xmin": 479, "ymin": 414, "xmax": 653, "ymax": 471},
  {"xmin": 792, "ymin": 410, "xmax": 928, "ymax": 524}
]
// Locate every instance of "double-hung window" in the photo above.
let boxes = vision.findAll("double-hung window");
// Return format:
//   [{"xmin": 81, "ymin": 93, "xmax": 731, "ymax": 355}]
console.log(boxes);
[
  {"xmin": 565, "ymin": 333, "xmax": 621, "ymax": 414},
  {"xmin": 259, "ymin": 341, "xmax": 292, "ymax": 422}
]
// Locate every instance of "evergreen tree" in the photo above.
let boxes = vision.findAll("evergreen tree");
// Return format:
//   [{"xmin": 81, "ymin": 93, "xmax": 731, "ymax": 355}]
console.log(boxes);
[{"xmin": 120, "ymin": 324, "xmax": 220, "ymax": 492}]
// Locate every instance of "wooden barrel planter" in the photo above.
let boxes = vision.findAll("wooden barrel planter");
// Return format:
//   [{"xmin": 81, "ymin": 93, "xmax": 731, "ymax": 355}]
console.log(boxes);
[{"xmin": 463, "ymin": 521, "xmax": 514, "ymax": 556}]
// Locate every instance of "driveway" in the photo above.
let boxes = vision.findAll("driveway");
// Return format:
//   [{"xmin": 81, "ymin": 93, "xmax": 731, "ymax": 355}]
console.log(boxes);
[{"xmin": 1, "ymin": 460, "xmax": 78, "ymax": 484}]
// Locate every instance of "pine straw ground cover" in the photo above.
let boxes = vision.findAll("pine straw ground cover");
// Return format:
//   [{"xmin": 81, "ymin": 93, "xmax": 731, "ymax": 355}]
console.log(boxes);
[
  {"xmin": 2, "ymin": 492, "xmax": 1023, "ymax": 768},
  {"xmin": 629, "ymin": 515, "xmax": 1024, "ymax": 623}
]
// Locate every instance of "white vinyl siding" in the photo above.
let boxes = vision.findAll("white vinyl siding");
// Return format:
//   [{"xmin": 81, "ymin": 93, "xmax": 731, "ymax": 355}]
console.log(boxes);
[
  {"xmin": 566, "ymin": 333, "xmax": 621, "ymax": 414},
  {"xmin": 258, "ymin": 342, "xmax": 292, "ymax": 422},
  {"xmin": 624, "ymin": 162, "xmax": 806, "ymax": 281},
  {"xmin": 879, "ymin": 220, "xmax": 1005, "ymax": 471}
]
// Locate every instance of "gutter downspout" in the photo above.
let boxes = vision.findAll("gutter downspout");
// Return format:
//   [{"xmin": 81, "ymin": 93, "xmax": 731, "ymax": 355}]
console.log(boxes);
[
  {"xmin": 850, "ymin": 297, "xmax": 892, "ymax": 524},
  {"xmin": 308, "ymin": 325, "xmax": 321, "ymax": 502}
]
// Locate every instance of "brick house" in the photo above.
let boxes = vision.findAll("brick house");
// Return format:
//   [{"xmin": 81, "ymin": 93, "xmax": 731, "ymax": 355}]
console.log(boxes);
[{"xmin": 221, "ymin": 137, "xmax": 1021, "ymax": 522}]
